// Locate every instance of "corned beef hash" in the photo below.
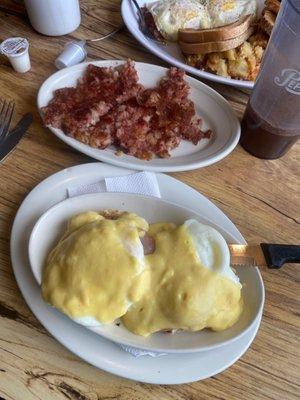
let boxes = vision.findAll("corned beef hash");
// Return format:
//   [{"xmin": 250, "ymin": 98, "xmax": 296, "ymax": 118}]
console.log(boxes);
[{"xmin": 42, "ymin": 60, "xmax": 211, "ymax": 160}]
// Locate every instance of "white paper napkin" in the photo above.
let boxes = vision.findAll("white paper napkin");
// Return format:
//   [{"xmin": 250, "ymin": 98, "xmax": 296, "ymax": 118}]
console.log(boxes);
[
  {"xmin": 68, "ymin": 171, "xmax": 161, "ymax": 198},
  {"xmin": 67, "ymin": 171, "xmax": 166, "ymax": 357}
]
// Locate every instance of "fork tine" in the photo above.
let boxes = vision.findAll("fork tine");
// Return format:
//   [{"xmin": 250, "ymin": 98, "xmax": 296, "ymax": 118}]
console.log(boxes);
[
  {"xmin": 0, "ymin": 99, "xmax": 7, "ymax": 124},
  {"xmin": 0, "ymin": 100, "xmax": 8, "ymax": 140},
  {"xmin": 0, "ymin": 99, "xmax": 6, "ymax": 120},
  {"xmin": 0, "ymin": 100, "xmax": 15, "ymax": 141},
  {"xmin": 6, "ymin": 101, "xmax": 15, "ymax": 135}
]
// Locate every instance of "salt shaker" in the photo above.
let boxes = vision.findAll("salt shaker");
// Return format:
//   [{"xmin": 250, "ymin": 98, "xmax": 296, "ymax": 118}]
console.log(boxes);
[{"xmin": 24, "ymin": 0, "xmax": 81, "ymax": 36}]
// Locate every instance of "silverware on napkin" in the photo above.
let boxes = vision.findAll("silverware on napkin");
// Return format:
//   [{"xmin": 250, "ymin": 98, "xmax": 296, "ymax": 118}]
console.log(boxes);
[
  {"xmin": 229, "ymin": 243, "xmax": 300, "ymax": 268},
  {"xmin": 0, "ymin": 112, "xmax": 33, "ymax": 163}
]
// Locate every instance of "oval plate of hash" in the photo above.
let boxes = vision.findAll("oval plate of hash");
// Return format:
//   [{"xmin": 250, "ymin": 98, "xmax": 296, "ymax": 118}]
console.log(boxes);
[{"xmin": 38, "ymin": 60, "xmax": 240, "ymax": 172}]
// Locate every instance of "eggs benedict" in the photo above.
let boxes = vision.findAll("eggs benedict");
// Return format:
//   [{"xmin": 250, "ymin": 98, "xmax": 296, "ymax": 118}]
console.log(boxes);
[
  {"xmin": 122, "ymin": 219, "xmax": 242, "ymax": 336},
  {"xmin": 42, "ymin": 212, "xmax": 243, "ymax": 336},
  {"xmin": 42, "ymin": 211, "xmax": 149, "ymax": 325}
]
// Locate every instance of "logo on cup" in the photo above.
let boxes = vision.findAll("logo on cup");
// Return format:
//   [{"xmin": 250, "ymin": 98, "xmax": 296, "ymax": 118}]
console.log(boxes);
[{"xmin": 274, "ymin": 69, "xmax": 300, "ymax": 95}]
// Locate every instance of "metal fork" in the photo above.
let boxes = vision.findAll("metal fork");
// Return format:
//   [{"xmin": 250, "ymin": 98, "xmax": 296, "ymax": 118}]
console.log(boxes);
[
  {"xmin": 130, "ymin": 0, "xmax": 163, "ymax": 43},
  {"xmin": 0, "ymin": 99, "xmax": 15, "ymax": 144}
]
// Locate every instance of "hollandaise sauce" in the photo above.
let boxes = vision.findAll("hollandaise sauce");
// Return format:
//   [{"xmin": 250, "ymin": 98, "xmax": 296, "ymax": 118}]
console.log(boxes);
[
  {"xmin": 42, "ymin": 212, "xmax": 243, "ymax": 336},
  {"xmin": 122, "ymin": 222, "xmax": 243, "ymax": 336},
  {"xmin": 42, "ymin": 211, "xmax": 149, "ymax": 323}
]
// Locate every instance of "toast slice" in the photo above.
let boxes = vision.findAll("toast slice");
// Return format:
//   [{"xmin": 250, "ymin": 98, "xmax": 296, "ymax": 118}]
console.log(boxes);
[
  {"xmin": 179, "ymin": 26, "xmax": 254, "ymax": 55},
  {"xmin": 178, "ymin": 14, "xmax": 255, "ymax": 44}
]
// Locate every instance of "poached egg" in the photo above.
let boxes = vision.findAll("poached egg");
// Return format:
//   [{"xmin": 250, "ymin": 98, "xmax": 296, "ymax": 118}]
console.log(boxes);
[
  {"xmin": 122, "ymin": 219, "xmax": 242, "ymax": 336},
  {"xmin": 42, "ymin": 211, "xmax": 149, "ymax": 326}
]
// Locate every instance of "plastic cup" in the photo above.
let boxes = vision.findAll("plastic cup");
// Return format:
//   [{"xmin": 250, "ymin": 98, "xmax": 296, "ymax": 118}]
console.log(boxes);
[
  {"xmin": 240, "ymin": 0, "xmax": 300, "ymax": 159},
  {"xmin": 55, "ymin": 41, "xmax": 87, "ymax": 70},
  {"xmin": 0, "ymin": 37, "xmax": 31, "ymax": 73}
]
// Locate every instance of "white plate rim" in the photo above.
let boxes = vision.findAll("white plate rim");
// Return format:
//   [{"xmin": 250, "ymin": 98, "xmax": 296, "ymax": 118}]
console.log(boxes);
[
  {"xmin": 121, "ymin": 0, "xmax": 258, "ymax": 89},
  {"xmin": 28, "ymin": 191, "xmax": 264, "ymax": 354},
  {"xmin": 10, "ymin": 162, "xmax": 264, "ymax": 384},
  {"xmin": 37, "ymin": 60, "xmax": 241, "ymax": 172}
]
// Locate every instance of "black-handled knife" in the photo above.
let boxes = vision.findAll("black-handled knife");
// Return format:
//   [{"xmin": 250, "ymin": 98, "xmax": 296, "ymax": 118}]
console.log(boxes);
[
  {"xmin": 229, "ymin": 243, "xmax": 300, "ymax": 269},
  {"xmin": 0, "ymin": 113, "xmax": 33, "ymax": 163}
]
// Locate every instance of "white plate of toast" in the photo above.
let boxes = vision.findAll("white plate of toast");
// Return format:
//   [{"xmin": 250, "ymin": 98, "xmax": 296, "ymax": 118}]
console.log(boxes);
[{"xmin": 122, "ymin": 0, "xmax": 273, "ymax": 89}]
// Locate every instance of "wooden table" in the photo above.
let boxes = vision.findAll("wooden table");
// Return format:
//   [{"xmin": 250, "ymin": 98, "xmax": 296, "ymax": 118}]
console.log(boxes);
[{"xmin": 0, "ymin": 1, "xmax": 299, "ymax": 399}]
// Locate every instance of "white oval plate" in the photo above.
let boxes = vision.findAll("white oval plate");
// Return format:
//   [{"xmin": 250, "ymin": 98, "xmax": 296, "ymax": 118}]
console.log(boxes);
[
  {"xmin": 11, "ymin": 162, "xmax": 263, "ymax": 384},
  {"xmin": 121, "ymin": 0, "xmax": 265, "ymax": 89},
  {"xmin": 29, "ymin": 192, "xmax": 264, "ymax": 354},
  {"xmin": 37, "ymin": 60, "xmax": 240, "ymax": 172}
]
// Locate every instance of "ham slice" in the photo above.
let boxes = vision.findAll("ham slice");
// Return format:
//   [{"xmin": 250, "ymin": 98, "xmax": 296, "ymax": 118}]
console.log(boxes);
[{"xmin": 140, "ymin": 233, "xmax": 156, "ymax": 255}]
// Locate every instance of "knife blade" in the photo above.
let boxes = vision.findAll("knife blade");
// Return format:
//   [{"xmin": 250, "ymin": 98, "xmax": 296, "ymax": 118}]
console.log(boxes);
[
  {"xmin": 229, "ymin": 243, "xmax": 300, "ymax": 269},
  {"xmin": 0, "ymin": 113, "xmax": 33, "ymax": 162}
]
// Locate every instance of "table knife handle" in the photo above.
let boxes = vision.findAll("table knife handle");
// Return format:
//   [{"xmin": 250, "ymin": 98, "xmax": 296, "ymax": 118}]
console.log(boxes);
[{"xmin": 260, "ymin": 244, "xmax": 300, "ymax": 269}]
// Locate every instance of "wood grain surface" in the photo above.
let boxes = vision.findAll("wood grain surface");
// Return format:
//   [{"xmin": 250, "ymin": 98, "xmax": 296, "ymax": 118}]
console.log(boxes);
[{"xmin": 0, "ymin": 1, "xmax": 299, "ymax": 399}]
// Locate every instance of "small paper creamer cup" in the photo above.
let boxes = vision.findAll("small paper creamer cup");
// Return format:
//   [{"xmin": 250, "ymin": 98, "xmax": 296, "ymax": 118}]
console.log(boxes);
[{"xmin": 0, "ymin": 37, "xmax": 31, "ymax": 73}]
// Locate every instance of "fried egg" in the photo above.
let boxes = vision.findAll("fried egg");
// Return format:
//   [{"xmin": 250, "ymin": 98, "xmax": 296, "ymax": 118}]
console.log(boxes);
[
  {"xmin": 207, "ymin": 0, "xmax": 258, "ymax": 27},
  {"xmin": 147, "ymin": 0, "xmax": 258, "ymax": 41},
  {"xmin": 148, "ymin": 0, "xmax": 211, "ymax": 41}
]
